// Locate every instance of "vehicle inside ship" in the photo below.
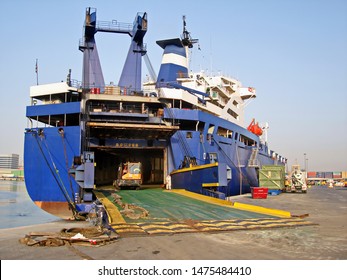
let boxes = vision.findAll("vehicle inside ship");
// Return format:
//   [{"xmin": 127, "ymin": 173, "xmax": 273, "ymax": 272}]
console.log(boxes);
[
  {"xmin": 84, "ymin": 97, "xmax": 176, "ymax": 187},
  {"xmin": 92, "ymin": 148, "xmax": 164, "ymax": 186}
]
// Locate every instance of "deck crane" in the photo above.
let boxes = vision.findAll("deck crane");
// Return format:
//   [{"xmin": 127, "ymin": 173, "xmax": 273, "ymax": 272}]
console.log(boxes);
[
  {"xmin": 79, "ymin": 7, "xmax": 106, "ymax": 92},
  {"xmin": 117, "ymin": 12, "xmax": 148, "ymax": 92},
  {"xmin": 79, "ymin": 7, "xmax": 149, "ymax": 93},
  {"xmin": 78, "ymin": 8, "xmax": 151, "ymax": 180}
]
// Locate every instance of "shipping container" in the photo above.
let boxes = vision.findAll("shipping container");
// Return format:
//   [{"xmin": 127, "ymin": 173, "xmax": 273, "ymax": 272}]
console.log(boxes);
[
  {"xmin": 259, "ymin": 165, "xmax": 285, "ymax": 190},
  {"xmin": 11, "ymin": 170, "xmax": 24, "ymax": 177},
  {"xmin": 316, "ymin": 172, "xmax": 324, "ymax": 178},
  {"xmin": 342, "ymin": 171, "xmax": 347, "ymax": 179},
  {"xmin": 324, "ymin": 172, "xmax": 333, "ymax": 179},
  {"xmin": 307, "ymin": 171, "xmax": 316, "ymax": 178},
  {"xmin": 333, "ymin": 172, "xmax": 342, "ymax": 179}
]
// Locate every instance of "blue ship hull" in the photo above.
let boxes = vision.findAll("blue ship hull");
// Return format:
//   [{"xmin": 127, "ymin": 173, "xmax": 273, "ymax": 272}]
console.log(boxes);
[
  {"xmin": 167, "ymin": 108, "xmax": 281, "ymax": 197},
  {"xmin": 24, "ymin": 106, "xmax": 282, "ymax": 217},
  {"xmin": 24, "ymin": 126, "xmax": 82, "ymax": 217},
  {"xmin": 24, "ymin": 8, "xmax": 285, "ymax": 218}
]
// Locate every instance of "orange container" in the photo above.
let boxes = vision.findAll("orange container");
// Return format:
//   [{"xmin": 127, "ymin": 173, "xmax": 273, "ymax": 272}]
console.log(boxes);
[{"xmin": 251, "ymin": 187, "xmax": 268, "ymax": 199}]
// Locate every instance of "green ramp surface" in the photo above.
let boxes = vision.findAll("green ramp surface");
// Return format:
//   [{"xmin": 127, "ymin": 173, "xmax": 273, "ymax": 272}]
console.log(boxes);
[{"xmin": 107, "ymin": 188, "xmax": 275, "ymax": 223}]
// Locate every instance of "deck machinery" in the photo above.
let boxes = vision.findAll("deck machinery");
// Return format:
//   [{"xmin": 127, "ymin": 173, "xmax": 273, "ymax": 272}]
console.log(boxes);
[{"xmin": 79, "ymin": 7, "xmax": 147, "ymax": 92}]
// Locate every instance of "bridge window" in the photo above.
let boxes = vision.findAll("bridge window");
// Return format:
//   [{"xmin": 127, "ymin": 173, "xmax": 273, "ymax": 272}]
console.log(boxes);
[
  {"xmin": 208, "ymin": 125, "xmax": 215, "ymax": 134},
  {"xmin": 239, "ymin": 134, "xmax": 257, "ymax": 146},
  {"xmin": 227, "ymin": 108, "xmax": 239, "ymax": 120},
  {"xmin": 217, "ymin": 126, "xmax": 233, "ymax": 138},
  {"xmin": 178, "ymin": 120, "xmax": 197, "ymax": 130}
]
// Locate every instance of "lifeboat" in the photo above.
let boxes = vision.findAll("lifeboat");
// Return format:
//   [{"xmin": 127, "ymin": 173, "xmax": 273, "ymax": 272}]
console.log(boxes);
[{"xmin": 247, "ymin": 119, "xmax": 263, "ymax": 136}]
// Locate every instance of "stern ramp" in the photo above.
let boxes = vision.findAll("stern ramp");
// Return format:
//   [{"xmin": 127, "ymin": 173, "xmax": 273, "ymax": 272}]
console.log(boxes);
[{"xmin": 94, "ymin": 188, "xmax": 314, "ymax": 236}]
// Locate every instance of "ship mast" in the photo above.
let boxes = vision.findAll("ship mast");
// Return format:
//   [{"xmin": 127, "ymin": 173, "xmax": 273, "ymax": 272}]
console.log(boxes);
[{"xmin": 181, "ymin": 16, "xmax": 198, "ymax": 70}]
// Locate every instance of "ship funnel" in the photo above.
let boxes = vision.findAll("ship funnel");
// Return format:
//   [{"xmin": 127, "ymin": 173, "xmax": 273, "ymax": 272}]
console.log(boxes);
[
  {"xmin": 156, "ymin": 38, "xmax": 188, "ymax": 86},
  {"xmin": 156, "ymin": 16, "xmax": 197, "ymax": 87}
]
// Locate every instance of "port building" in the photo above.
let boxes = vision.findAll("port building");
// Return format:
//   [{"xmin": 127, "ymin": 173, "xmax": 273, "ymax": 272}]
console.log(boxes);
[{"xmin": 0, "ymin": 154, "xmax": 19, "ymax": 169}]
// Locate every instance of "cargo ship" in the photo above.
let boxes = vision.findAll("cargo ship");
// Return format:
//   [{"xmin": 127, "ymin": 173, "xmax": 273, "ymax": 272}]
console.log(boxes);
[{"xmin": 24, "ymin": 8, "xmax": 285, "ymax": 218}]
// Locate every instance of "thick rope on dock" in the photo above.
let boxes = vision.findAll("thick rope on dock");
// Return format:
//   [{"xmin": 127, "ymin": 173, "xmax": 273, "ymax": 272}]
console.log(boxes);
[
  {"xmin": 18, "ymin": 226, "xmax": 119, "ymax": 247},
  {"xmin": 110, "ymin": 193, "xmax": 149, "ymax": 220}
]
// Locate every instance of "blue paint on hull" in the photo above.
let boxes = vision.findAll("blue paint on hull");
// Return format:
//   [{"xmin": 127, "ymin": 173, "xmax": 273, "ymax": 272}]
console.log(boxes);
[
  {"xmin": 23, "ymin": 9, "xmax": 285, "ymax": 216},
  {"xmin": 23, "ymin": 107, "xmax": 283, "ymax": 204},
  {"xmin": 24, "ymin": 126, "xmax": 81, "ymax": 203},
  {"xmin": 167, "ymin": 108, "xmax": 283, "ymax": 197}
]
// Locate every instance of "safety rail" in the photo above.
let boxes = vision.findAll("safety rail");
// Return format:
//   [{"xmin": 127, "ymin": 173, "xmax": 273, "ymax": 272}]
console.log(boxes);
[
  {"xmin": 96, "ymin": 20, "xmax": 132, "ymax": 34},
  {"xmin": 88, "ymin": 103, "xmax": 149, "ymax": 115},
  {"xmin": 78, "ymin": 39, "xmax": 94, "ymax": 50},
  {"xmin": 84, "ymin": 84, "xmax": 158, "ymax": 98},
  {"xmin": 68, "ymin": 79, "xmax": 82, "ymax": 88}
]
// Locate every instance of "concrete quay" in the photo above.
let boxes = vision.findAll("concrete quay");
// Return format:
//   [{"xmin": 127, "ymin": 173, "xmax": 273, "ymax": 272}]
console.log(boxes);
[{"xmin": 0, "ymin": 186, "xmax": 346, "ymax": 260}]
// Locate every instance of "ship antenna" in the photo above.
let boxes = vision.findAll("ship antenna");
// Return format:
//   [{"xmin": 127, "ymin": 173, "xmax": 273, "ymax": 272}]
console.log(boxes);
[{"xmin": 181, "ymin": 15, "xmax": 198, "ymax": 48}]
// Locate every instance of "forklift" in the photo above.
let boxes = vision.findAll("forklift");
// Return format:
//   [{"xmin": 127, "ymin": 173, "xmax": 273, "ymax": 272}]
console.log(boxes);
[{"xmin": 113, "ymin": 162, "xmax": 142, "ymax": 190}]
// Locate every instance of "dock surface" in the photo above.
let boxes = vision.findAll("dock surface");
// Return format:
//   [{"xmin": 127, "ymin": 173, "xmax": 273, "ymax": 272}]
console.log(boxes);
[{"xmin": 0, "ymin": 186, "xmax": 346, "ymax": 260}]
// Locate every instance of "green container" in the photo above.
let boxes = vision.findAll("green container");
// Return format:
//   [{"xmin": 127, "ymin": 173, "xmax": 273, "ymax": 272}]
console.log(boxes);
[
  {"xmin": 11, "ymin": 169, "xmax": 24, "ymax": 177},
  {"xmin": 259, "ymin": 165, "xmax": 285, "ymax": 190}
]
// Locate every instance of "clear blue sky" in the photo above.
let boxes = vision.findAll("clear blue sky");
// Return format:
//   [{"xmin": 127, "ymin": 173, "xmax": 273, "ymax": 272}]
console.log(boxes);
[{"xmin": 0, "ymin": 0, "xmax": 346, "ymax": 171}]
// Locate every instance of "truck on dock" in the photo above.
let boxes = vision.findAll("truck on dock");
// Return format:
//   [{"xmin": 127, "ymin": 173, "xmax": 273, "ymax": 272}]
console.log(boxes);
[
  {"xmin": 113, "ymin": 162, "xmax": 142, "ymax": 190},
  {"xmin": 287, "ymin": 165, "xmax": 307, "ymax": 193}
]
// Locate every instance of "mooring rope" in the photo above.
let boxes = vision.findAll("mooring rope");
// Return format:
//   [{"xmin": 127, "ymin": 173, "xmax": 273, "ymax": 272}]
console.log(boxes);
[{"xmin": 110, "ymin": 193, "xmax": 149, "ymax": 220}]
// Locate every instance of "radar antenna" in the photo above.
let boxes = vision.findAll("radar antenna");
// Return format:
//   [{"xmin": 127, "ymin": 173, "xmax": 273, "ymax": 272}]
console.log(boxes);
[{"xmin": 181, "ymin": 15, "xmax": 198, "ymax": 48}]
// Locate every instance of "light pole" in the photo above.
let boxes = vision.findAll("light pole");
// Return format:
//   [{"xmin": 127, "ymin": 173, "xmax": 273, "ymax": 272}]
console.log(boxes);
[{"xmin": 304, "ymin": 153, "xmax": 307, "ymax": 172}]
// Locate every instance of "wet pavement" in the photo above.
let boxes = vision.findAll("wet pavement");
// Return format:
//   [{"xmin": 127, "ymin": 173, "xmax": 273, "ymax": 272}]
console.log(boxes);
[{"xmin": 0, "ymin": 186, "xmax": 346, "ymax": 260}]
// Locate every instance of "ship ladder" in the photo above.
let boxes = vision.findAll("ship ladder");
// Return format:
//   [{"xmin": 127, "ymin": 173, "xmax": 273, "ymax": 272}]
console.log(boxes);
[
  {"xmin": 177, "ymin": 130, "xmax": 194, "ymax": 159},
  {"xmin": 164, "ymin": 105, "xmax": 195, "ymax": 163},
  {"xmin": 248, "ymin": 147, "xmax": 259, "ymax": 167}
]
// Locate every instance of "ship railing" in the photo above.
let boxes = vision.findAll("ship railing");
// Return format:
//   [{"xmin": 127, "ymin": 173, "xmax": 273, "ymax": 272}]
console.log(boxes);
[
  {"xmin": 89, "ymin": 103, "xmax": 150, "ymax": 115},
  {"xmin": 68, "ymin": 79, "xmax": 82, "ymax": 89},
  {"xmin": 247, "ymin": 147, "xmax": 260, "ymax": 168},
  {"xmin": 142, "ymin": 89, "xmax": 158, "ymax": 97},
  {"xmin": 96, "ymin": 20, "xmax": 132, "ymax": 34},
  {"xmin": 78, "ymin": 39, "xmax": 96, "ymax": 50},
  {"xmin": 83, "ymin": 85, "xmax": 158, "ymax": 98}
]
